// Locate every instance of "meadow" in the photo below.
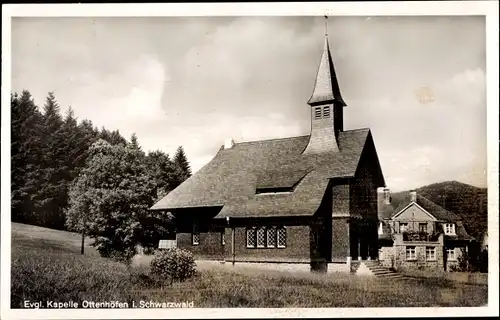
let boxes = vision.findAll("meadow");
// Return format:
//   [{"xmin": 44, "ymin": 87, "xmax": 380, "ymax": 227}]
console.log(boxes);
[{"xmin": 11, "ymin": 223, "xmax": 488, "ymax": 308}]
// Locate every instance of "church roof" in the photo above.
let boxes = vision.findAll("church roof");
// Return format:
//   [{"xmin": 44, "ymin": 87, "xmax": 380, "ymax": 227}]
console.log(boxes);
[
  {"xmin": 307, "ymin": 37, "xmax": 346, "ymax": 106},
  {"xmin": 150, "ymin": 128, "xmax": 372, "ymax": 218}
]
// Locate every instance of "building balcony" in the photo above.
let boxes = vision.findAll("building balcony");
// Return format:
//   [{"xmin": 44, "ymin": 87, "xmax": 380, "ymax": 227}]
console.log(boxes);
[
  {"xmin": 402, "ymin": 231, "xmax": 441, "ymax": 242},
  {"xmin": 390, "ymin": 232, "xmax": 444, "ymax": 245}
]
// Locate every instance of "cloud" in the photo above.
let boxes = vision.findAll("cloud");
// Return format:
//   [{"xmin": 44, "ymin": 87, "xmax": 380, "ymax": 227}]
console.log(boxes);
[
  {"xmin": 11, "ymin": 16, "xmax": 487, "ymax": 191},
  {"xmin": 166, "ymin": 17, "xmax": 318, "ymax": 117},
  {"xmin": 110, "ymin": 54, "xmax": 168, "ymax": 121},
  {"xmin": 53, "ymin": 54, "xmax": 170, "ymax": 148},
  {"xmin": 140, "ymin": 111, "xmax": 305, "ymax": 172}
]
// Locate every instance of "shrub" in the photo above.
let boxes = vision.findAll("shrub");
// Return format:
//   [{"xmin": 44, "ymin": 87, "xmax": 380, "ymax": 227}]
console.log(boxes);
[
  {"xmin": 452, "ymin": 247, "xmax": 477, "ymax": 272},
  {"xmin": 478, "ymin": 249, "xmax": 488, "ymax": 273},
  {"xmin": 150, "ymin": 248, "xmax": 197, "ymax": 283}
]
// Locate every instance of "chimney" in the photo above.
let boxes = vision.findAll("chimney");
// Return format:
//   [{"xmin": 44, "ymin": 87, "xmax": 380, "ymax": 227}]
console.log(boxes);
[
  {"xmin": 377, "ymin": 187, "xmax": 391, "ymax": 205},
  {"xmin": 224, "ymin": 138, "xmax": 235, "ymax": 149},
  {"xmin": 383, "ymin": 188, "xmax": 391, "ymax": 205},
  {"xmin": 410, "ymin": 190, "xmax": 417, "ymax": 202},
  {"xmin": 377, "ymin": 187, "xmax": 395, "ymax": 221},
  {"xmin": 377, "ymin": 187, "xmax": 392, "ymax": 218}
]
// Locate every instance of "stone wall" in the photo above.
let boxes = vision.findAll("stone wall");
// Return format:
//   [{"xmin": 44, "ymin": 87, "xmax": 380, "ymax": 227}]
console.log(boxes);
[{"xmin": 378, "ymin": 243, "xmax": 444, "ymax": 270}]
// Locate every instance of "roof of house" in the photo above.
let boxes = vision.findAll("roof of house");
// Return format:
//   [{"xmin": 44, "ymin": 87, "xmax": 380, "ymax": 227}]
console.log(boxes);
[
  {"xmin": 150, "ymin": 128, "xmax": 373, "ymax": 218},
  {"xmin": 378, "ymin": 192, "xmax": 474, "ymax": 241},
  {"xmin": 390, "ymin": 194, "xmax": 460, "ymax": 222}
]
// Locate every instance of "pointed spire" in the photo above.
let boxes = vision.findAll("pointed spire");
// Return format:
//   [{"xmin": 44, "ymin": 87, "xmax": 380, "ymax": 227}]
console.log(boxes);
[{"xmin": 307, "ymin": 16, "xmax": 346, "ymax": 107}]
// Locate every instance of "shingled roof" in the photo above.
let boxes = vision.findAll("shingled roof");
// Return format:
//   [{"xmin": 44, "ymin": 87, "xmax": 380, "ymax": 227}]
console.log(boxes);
[
  {"xmin": 150, "ymin": 128, "xmax": 372, "ymax": 218},
  {"xmin": 379, "ymin": 192, "xmax": 474, "ymax": 241},
  {"xmin": 391, "ymin": 194, "xmax": 460, "ymax": 222},
  {"xmin": 307, "ymin": 37, "xmax": 346, "ymax": 106}
]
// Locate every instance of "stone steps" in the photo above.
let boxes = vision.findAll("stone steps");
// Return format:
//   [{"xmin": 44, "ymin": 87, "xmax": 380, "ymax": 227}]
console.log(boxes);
[{"xmin": 356, "ymin": 261, "xmax": 404, "ymax": 279}]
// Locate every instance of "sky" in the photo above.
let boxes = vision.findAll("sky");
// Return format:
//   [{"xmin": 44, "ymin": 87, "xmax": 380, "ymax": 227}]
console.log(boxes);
[{"xmin": 11, "ymin": 15, "xmax": 487, "ymax": 191}]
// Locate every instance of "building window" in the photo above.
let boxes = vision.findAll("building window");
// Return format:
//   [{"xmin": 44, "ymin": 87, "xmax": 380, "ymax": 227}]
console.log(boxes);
[
  {"xmin": 444, "ymin": 223, "xmax": 455, "ymax": 235},
  {"xmin": 246, "ymin": 228, "xmax": 256, "ymax": 248},
  {"xmin": 425, "ymin": 247, "xmax": 436, "ymax": 260},
  {"xmin": 246, "ymin": 226, "xmax": 286, "ymax": 248},
  {"xmin": 399, "ymin": 223, "xmax": 408, "ymax": 233},
  {"xmin": 314, "ymin": 107, "xmax": 322, "ymax": 119},
  {"xmin": 406, "ymin": 246, "xmax": 416, "ymax": 260},
  {"xmin": 256, "ymin": 227, "xmax": 266, "ymax": 248},
  {"xmin": 267, "ymin": 227, "xmax": 276, "ymax": 248},
  {"xmin": 192, "ymin": 226, "xmax": 200, "ymax": 246},
  {"xmin": 221, "ymin": 232, "xmax": 225, "ymax": 245},
  {"xmin": 322, "ymin": 106, "xmax": 330, "ymax": 118},
  {"xmin": 277, "ymin": 227, "xmax": 287, "ymax": 248},
  {"xmin": 446, "ymin": 248, "xmax": 456, "ymax": 261},
  {"xmin": 419, "ymin": 223, "xmax": 428, "ymax": 234}
]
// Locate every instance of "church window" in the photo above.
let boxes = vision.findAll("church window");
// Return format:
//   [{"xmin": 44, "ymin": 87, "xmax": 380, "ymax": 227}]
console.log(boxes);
[
  {"xmin": 277, "ymin": 227, "xmax": 287, "ymax": 248},
  {"xmin": 246, "ymin": 228, "xmax": 256, "ymax": 248},
  {"xmin": 246, "ymin": 226, "xmax": 286, "ymax": 248},
  {"xmin": 192, "ymin": 225, "xmax": 200, "ymax": 246},
  {"xmin": 267, "ymin": 227, "xmax": 276, "ymax": 248},
  {"xmin": 256, "ymin": 227, "xmax": 266, "ymax": 248}
]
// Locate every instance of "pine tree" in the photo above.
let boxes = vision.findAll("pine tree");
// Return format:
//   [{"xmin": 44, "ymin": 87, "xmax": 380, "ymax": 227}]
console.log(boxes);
[
  {"xmin": 173, "ymin": 146, "xmax": 192, "ymax": 185},
  {"xmin": 75, "ymin": 119, "xmax": 99, "ymax": 171},
  {"xmin": 146, "ymin": 150, "xmax": 177, "ymax": 201},
  {"xmin": 99, "ymin": 127, "xmax": 112, "ymax": 144},
  {"xmin": 109, "ymin": 129, "xmax": 127, "ymax": 146},
  {"xmin": 61, "ymin": 107, "xmax": 80, "ymax": 180},
  {"xmin": 99, "ymin": 127, "xmax": 127, "ymax": 146},
  {"xmin": 36, "ymin": 92, "xmax": 68, "ymax": 229},
  {"xmin": 129, "ymin": 133, "xmax": 141, "ymax": 151},
  {"xmin": 11, "ymin": 91, "xmax": 44, "ymax": 223}
]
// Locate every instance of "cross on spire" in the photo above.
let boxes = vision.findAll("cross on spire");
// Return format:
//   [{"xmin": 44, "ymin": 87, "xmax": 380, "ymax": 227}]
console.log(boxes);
[{"xmin": 324, "ymin": 15, "xmax": 328, "ymax": 36}]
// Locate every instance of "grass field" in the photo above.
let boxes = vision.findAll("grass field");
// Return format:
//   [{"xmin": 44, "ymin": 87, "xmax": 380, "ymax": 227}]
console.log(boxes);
[{"xmin": 11, "ymin": 223, "xmax": 488, "ymax": 308}]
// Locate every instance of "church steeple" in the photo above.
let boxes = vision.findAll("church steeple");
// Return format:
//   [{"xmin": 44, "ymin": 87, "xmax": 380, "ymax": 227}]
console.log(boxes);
[
  {"xmin": 303, "ymin": 16, "xmax": 346, "ymax": 155},
  {"xmin": 307, "ymin": 16, "xmax": 346, "ymax": 107}
]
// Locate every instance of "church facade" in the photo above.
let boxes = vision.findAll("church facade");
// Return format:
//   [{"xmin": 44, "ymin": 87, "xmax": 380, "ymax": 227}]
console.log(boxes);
[{"xmin": 151, "ymin": 25, "xmax": 386, "ymax": 272}]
